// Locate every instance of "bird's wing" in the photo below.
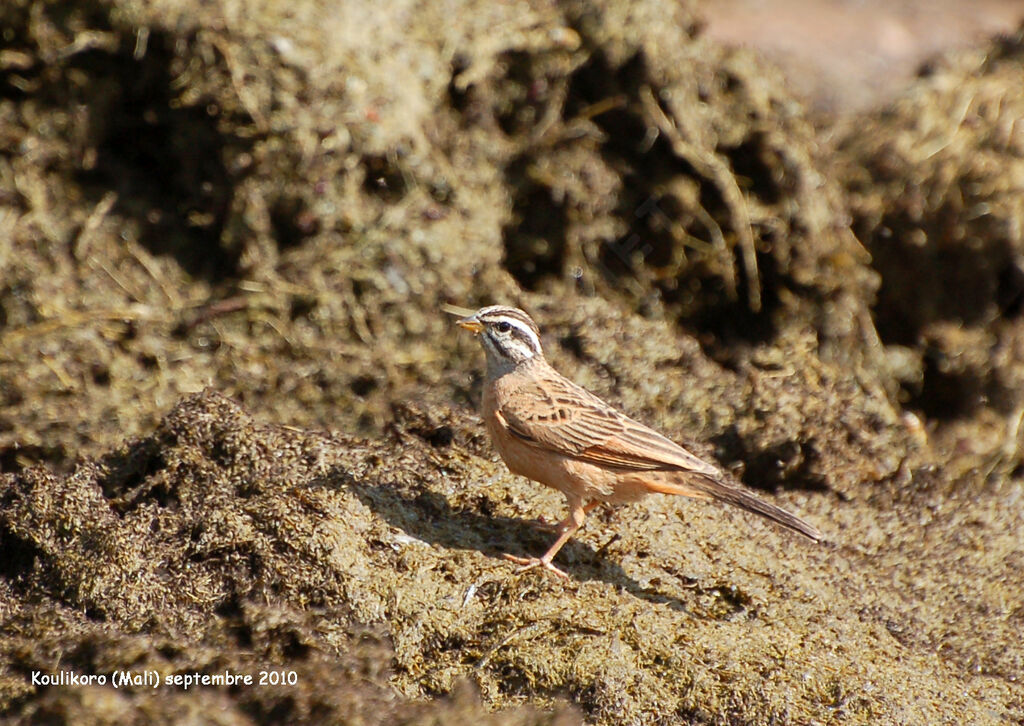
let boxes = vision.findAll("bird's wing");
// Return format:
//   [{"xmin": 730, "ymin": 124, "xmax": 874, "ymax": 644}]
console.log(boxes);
[{"xmin": 499, "ymin": 371, "xmax": 722, "ymax": 477}]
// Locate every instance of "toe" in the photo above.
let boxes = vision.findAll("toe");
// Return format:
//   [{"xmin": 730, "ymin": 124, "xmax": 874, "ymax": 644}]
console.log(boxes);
[
  {"xmin": 501, "ymin": 553, "xmax": 569, "ymax": 579},
  {"xmin": 541, "ymin": 560, "xmax": 570, "ymax": 579}
]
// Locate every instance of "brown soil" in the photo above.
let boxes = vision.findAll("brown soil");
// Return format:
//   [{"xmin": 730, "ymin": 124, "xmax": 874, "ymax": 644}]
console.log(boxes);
[{"xmin": 1, "ymin": 0, "xmax": 1021, "ymax": 723}]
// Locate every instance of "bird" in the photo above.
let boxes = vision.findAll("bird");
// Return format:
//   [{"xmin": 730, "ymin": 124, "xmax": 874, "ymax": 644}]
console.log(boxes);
[{"xmin": 455, "ymin": 304, "xmax": 822, "ymax": 578}]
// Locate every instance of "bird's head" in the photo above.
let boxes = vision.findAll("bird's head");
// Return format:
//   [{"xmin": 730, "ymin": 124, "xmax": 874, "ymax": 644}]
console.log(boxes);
[{"xmin": 455, "ymin": 305, "xmax": 543, "ymax": 369}]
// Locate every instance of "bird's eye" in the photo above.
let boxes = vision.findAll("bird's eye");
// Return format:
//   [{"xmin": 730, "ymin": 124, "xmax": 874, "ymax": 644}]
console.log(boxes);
[{"xmin": 495, "ymin": 321, "xmax": 512, "ymax": 333}]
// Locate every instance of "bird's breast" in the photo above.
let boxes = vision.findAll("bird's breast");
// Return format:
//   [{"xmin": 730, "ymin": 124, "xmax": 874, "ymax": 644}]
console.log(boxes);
[{"xmin": 481, "ymin": 383, "xmax": 628, "ymax": 504}]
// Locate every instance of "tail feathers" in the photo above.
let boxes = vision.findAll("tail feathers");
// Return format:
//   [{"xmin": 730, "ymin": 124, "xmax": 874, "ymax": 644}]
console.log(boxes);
[{"xmin": 653, "ymin": 474, "xmax": 823, "ymax": 541}]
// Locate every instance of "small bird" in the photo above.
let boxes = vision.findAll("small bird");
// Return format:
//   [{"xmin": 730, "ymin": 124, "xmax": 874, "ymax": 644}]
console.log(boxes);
[{"xmin": 456, "ymin": 305, "xmax": 822, "ymax": 578}]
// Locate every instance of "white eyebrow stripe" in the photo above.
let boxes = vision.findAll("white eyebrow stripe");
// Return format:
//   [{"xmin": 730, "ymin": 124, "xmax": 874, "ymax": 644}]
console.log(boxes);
[{"xmin": 502, "ymin": 317, "xmax": 541, "ymax": 354}]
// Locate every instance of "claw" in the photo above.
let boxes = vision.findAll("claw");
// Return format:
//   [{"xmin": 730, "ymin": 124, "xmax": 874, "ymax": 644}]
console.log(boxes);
[{"xmin": 502, "ymin": 553, "xmax": 570, "ymax": 579}]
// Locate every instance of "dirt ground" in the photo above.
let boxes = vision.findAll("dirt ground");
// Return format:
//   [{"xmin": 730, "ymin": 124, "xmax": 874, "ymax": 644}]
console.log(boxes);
[{"xmin": 1, "ymin": 0, "xmax": 1022, "ymax": 723}]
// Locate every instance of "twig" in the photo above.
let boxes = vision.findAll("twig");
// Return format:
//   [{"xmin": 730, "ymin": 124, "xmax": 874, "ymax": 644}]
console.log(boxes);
[
  {"xmin": 73, "ymin": 191, "xmax": 117, "ymax": 260},
  {"xmin": 0, "ymin": 306, "xmax": 168, "ymax": 345},
  {"xmin": 41, "ymin": 355, "xmax": 76, "ymax": 390},
  {"xmin": 441, "ymin": 303, "xmax": 476, "ymax": 318},
  {"xmin": 209, "ymin": 35, "xmax": 268, "ymax": 131},
  {"xmin": 640, "ymin": 85, "xmax": 761, "ymax": 312},
  {"xmin": 180, "ymin": 296, "xmax": 250, "ymax": 331},
  {"xmin": 475, "ymin": 621, "xmax": 550, "ymax": 669},
  {"xmin": 126, "ymin": 239, "xmax": 181, "ymax": 307}
]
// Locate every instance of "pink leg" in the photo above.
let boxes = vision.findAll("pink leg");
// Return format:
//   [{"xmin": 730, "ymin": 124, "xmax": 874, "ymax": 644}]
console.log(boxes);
[
  {"xmin": 504, "ymin": 499, "xmax": 588, "ymax": 578},
  {"xmin": 528, "ymin": 501, "xmax": 600, "ymax": 533}
]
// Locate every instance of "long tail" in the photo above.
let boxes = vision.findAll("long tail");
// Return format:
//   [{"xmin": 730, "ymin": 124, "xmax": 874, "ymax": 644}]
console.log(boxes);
[{"xmin": 649, "ymin": 474, "xmax": 823, "ymax": 541}]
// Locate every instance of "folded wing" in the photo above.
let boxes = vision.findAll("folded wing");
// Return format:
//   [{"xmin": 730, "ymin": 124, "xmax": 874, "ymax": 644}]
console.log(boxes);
[
  {"xmin": 499, "ymin": 372, "xmax": 723, "ymax": 479},
  {"xmin": 498, "ymin": 370, "xmax": 822, "ymax": 541}
]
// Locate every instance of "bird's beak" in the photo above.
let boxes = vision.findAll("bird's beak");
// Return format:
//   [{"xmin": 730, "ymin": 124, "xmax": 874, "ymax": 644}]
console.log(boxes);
[{"xmin": 456, "ymin": 314, "xmax": 484, "ymax": 334}]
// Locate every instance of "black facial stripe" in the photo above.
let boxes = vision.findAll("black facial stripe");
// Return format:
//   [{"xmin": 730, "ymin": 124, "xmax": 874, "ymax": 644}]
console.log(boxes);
[
  {"xmin": 481, "ymin": 330, "xmax": 502, "ymax": 357},
  {"xmin": 484, "ymin": 325, "xmax": 540, "ymax": 360},
  {"xmin": 508, "ymin": 326, "xmax": 539, "ymax": 352},
  {"xmin": 517, "ymin": 326, "xmax": 541, "ymax": 349}
]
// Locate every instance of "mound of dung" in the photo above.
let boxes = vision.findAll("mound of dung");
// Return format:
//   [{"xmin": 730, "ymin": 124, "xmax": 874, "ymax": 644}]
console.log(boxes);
[
  {"xmin": 1, "ymin": 391, "xmax": 1021, "ymax": 723},
  {"xmin": 837, "ymin": 26, "xmax": 1024, "ymax": 472},
  {"xmin": 482, "ymin": 2, "xmax": 879, "ymax": 364},
  {"xmin": 0, "ymin": 0, "xmax": 524, "ymax": 470},
  {"xmin": 0, "ymin": 391, "xmax": 581, "ymax": 724},
  {"xmin": 0, "ymin": 0, "xmax": 890, "ymax": 480}
]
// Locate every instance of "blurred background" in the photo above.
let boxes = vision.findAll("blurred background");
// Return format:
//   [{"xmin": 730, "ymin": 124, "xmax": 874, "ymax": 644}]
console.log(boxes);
[
  {"xmin": 704, "ymin": 0, "xmax": 1023, "ymax": 112},
  {"xmin": 2, "ymin": 0, "xmax": 1023, "ymax": 479}
]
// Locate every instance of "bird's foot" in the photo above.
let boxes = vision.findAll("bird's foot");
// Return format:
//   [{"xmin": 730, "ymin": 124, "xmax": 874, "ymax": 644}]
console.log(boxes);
[{"xmin": 502, "ymin": 553, "xmax": 569, "ymax": 579}]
